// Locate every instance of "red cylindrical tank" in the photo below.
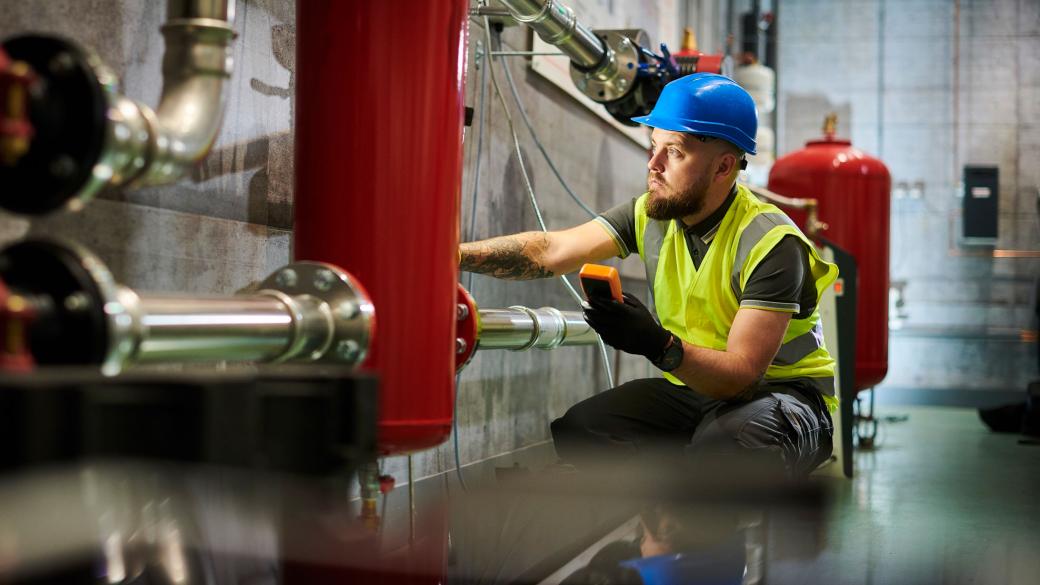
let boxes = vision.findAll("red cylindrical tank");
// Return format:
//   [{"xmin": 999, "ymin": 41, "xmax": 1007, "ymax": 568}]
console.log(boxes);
[
  {"xmin": 768, "ymin": 124, "xmax": 891, "ymax": 392},
  {"xmin": 295, "ymin": 0, "xmax": 468, "ymax": 454}
]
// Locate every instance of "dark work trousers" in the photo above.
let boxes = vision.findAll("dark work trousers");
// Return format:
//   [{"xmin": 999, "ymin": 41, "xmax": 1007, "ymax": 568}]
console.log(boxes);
[{"xmin": 550, "ymin": 377, "xmax": 834, "ymax": 478}]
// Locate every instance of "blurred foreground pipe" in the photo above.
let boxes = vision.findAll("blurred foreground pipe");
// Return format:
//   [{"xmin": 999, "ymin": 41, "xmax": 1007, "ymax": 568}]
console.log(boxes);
[{"xmin": 0, "ymin": 239, "xmax": 374, "ymax": 375}]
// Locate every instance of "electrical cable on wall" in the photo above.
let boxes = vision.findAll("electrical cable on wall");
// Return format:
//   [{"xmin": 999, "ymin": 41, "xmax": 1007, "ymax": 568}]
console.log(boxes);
[
  {"xmin": 482, "ymin": 20, "xmax": 616, "ymax": 389},
  {"xmin": 453, "ymin": 18, "xmax": 492, "ymax": 492},
  {"xmin": 450, "ymin": 15, "xmax": 618, "ymax": 491},
  {"xmin": 498, "ymin": 45, "xmax": 597, "ymax": 219}
]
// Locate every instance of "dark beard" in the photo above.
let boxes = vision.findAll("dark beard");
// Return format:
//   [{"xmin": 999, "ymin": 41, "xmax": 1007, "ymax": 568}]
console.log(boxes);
[{"xmin": 646, "ymin": 173, "xmax": 711, "ymax": 221}]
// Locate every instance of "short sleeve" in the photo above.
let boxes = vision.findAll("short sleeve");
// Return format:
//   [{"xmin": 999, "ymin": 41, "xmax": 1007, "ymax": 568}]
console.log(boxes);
[
  {"xmin": 595, "ymin": 197, "xmax": 639, "ymax": 258},
  {"xmin": 739, "ymin": 235, "xmax": 815, "ymax": 319}
]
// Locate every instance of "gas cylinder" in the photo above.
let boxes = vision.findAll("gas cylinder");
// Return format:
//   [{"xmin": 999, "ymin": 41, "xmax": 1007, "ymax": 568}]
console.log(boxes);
[
  {"xmin": 294, "ymin": 0, "xmax": 468, "ymax": 454},
  {"xmin": 768, "ymin": 115, "xmax": 891, "ymax": 392}
]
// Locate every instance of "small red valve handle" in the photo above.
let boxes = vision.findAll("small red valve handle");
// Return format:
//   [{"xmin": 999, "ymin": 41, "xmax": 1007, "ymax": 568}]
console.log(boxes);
[
  {"xmin": 0, "ymin": 46, "xmax": 37, "ymax": 166},
  {"xmin": 0, "ymin": 279, "xmax": 35, "ymax": 372}
]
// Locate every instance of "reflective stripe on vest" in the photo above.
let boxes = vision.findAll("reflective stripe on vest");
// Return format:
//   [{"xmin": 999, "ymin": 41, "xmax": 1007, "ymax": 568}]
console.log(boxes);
[
  {"xmin": 773, "ymin": 322, "xmax": 825, "ymax": 366},
  {"xmin": 633, "ymin": 186, "xmax": 839, "ymax": 402}
]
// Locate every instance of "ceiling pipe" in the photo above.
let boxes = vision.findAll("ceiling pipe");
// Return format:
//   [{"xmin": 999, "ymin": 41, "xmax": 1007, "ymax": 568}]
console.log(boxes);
[
  {"xmin": 0, "ymin": 0, "xmax": 236, "ymax": 214},
  {"xmin": 498, "ymin": 0, "xmax": 607, "ymax": 70},
  {"xmin": 498, "ymin": 0, "xmax": 646, "ymax": 107}
]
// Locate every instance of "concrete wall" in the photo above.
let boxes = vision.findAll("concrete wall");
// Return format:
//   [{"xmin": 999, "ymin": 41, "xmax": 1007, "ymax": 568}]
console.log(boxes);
[
  {"xmin": 777, "ymin": 0, "xmax": 1039, "ymax": 404},
  {"xmin": 0, "ymin": 1, "xmax": 663, "ymax": 484}
]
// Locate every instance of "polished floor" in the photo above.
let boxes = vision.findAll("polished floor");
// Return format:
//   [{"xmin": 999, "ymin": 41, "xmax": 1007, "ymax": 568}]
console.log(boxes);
[{"xmin": 771, "ymin": 405, "xmax": 1040, "ymax": 585}]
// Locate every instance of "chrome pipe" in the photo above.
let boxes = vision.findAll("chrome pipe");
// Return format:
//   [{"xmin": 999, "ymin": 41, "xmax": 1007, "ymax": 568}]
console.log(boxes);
[
  {"xmin": 133, "ymin": 294, "xmax": 296, "ymax": 363},
  {"xmin": 105, "ymin": 263, "xmax": 372, "ymax": 372},
  {"xmin": 139, "ymin": 0, "xmax": 236, "ymax": 185},
  {"xmin": 167, "ymin": 0, "xmax": 234, "ymax": 20},
  {"xmin": 0, "ymin": 238, "xmax": 374, "ymax": 375},
  {"xmin": 497, "ymin": 0, "xmax": 641, "ymax": 105},
  {"xmin": 477, "ymin": 306, "xmax": 598, "ymax": 351},
  {"xmin": 498, "ymin": 0, "xmax": 606, "ymax": 70}
]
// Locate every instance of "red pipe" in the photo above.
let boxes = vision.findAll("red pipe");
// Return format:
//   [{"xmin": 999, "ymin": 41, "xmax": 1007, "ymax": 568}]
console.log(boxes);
[{"xmin": 295, "ymin": 1, "xmax": 468, "ymax": 455}]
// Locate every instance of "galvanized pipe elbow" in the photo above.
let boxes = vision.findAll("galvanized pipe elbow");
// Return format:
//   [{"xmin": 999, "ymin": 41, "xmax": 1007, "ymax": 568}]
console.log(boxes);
[
  {"xmin": 111, "ymin": 0, "xmax": 236, "ymax": 187},
  {"xmin": 0, "ymin": 0, "xmax": 236, "ymax": 214}
]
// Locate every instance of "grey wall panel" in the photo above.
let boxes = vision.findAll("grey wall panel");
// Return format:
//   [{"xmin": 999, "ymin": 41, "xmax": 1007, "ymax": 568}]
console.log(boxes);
[{"xmin": 779, "ymin": 0, "xmax": 1040, "ymax": 399}]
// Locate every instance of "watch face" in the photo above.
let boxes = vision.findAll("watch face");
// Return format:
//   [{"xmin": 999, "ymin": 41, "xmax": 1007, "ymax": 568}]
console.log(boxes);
[{"xmin": 656, "ymin": 337, "xmax": 684, "ymax": 371}]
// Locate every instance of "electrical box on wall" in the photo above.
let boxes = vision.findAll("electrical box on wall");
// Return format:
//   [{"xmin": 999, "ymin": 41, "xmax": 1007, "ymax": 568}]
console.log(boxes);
[{"xmin": 962, "ymin": 166, "xmax": 999, "ymax": 244}]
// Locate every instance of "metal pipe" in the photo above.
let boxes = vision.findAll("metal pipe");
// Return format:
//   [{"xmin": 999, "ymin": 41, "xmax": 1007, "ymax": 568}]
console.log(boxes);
[
  {"xmin": 498, "ymin": 0, "xmax": 606, "ymax": 70},
  {"xmin": 108, "ymin": 0, "xmax": 236, "ymax": 188},
  {"xmin": 28, "ymin": 0, "xmax": 237, "ymax": 210},
  {"xmin": 477, "ymin": 306, "xmax": 598, "ymax": 350},
  {"xmin": 746, "ymin": 183, "xmax": 828, "ymax": 238},
  {"xmin": 490, "ymin": 50, "xmax": 567, "ymax": 57},
  {"xmin": 133, "ymin": 294, "xmax": 295, "ymax": 363},
  {"xmin": 0, "ymin": 239, "xmax": 374, "ymax": 374}
]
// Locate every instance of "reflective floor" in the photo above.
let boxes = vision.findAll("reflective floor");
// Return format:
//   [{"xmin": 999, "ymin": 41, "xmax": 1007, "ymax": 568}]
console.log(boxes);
[
  {"xmin": 453, "ymin": 405, "xmax": 1040, "ymax": 584},
  {"xmin": 2, "ymin": 406, "xmax": 1038, "ymax": 584},
  {"xmin": 769, "ymin": 405, "xmax": 1040, "ymax": 585}
]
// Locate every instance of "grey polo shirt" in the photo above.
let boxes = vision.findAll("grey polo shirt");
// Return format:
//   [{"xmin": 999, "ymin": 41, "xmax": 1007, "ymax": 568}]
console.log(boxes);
[{"xmin": 595, "ymin": 189, "xmax": 817, "ymax": 319}]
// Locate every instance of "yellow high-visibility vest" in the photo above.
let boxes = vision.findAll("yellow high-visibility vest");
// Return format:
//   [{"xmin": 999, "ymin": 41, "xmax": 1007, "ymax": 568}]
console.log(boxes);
[{"xmin": 634, "ymin": 184, "xmax": 839, "ymax": 411}]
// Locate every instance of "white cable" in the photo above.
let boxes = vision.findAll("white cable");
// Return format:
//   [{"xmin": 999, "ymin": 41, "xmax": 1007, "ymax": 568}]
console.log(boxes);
[
  {"xmin": 453, "ymin": 7, "xmax": 493, "ymax": 492},
  {"xmin": 484, "ymin": 19, "xmax": 615, "ymax": 389},
  {"xmin": 499, "ymin": 46, "xmax": 597, "ymax": 218}
]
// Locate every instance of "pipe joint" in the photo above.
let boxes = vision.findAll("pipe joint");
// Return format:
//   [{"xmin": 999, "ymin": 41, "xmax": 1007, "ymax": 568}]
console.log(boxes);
[
  {"xmin": 0, "ymin": 0, "xmax": 235, "ymax": 215},
  {"xmin": 476, "ymin": 305, "xmax": 598, "ymax": 351},
  {"xmin": 0, "ymin": 239, "xmax": 375, "ymax": 373},
  {"xmin": 500, "ymin": 0, "xmax": 605, "ymax": 70}
]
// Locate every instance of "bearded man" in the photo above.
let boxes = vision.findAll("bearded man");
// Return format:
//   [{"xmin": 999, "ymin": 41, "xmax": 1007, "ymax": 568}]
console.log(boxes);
[{"xmin": 460, "ymin": 73, "xmax": 838, "ymax": 477}]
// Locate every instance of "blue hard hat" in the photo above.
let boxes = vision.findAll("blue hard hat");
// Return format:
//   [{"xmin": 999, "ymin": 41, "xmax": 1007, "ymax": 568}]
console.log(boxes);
[{"xmin": 632, "ymin": 73, "xmax": 758, "ymax": 155}]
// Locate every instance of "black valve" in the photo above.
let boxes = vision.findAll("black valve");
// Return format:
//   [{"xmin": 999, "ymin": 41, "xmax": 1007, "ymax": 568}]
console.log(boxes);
[
  {"xmin": 0, "ymin": 36, "xmax": 108, "ymax": 215},
  {"xmin": 0, "ymin": 239, "xmax": 110, "ymax": 365}
]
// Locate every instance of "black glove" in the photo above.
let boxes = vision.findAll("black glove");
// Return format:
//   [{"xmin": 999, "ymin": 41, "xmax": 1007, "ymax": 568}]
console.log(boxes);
[{"xmin": 583, "ymin": 292, "xmax": 671, "ymax": 360}]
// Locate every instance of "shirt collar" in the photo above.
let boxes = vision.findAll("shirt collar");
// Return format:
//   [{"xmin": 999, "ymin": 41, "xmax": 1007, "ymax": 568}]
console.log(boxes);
[{"xmin": 681, "ymin": 185, "xmax": 738, "ymax": 244}]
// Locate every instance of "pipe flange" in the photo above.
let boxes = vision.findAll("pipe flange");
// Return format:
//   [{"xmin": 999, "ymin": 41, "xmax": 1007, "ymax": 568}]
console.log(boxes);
[
  {"xmin": 0, "ymin": 36, "xmax": 110, "ymax": 215},
  {"xmin": 258, "ymin": 262, "xmax": 375, "ymax": 366},
  {"xmin": 455, "ymin": 284, "xmax": 480, "ymax": 372},
  {"xmin": 569, "ymin": 30, "xmax": 640, "ymax": 103},
  {"xmin": 0, "ymin": 238, "xmax": 138, "ymax": 372}
]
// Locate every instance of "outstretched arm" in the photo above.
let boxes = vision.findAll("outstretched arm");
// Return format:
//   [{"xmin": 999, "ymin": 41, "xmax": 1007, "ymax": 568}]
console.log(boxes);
[{"xmin": 460, "ymin": 220, "xmax": 621, "ymax": 280}]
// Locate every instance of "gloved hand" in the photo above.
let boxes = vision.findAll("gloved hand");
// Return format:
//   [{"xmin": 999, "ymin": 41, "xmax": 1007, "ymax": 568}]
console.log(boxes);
[{"xmin": 583, "ymin": 292, "xmax": 672, "ymax": 360}]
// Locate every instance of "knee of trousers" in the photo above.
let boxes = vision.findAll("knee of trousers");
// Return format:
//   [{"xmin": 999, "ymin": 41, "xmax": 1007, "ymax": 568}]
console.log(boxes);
[
  {"xmin": 550, "ymin": 402, "xmax": 593, "ymax": 440},
  {"xmin": 690, "ymin": 399, "xmax": 786, "ymax": 452}
]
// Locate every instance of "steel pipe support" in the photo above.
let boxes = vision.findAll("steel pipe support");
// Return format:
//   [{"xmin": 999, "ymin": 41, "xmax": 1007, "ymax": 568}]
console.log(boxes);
[{"xmin": 0, "ymin": 239, "xmax": 374, "ymax": 375}]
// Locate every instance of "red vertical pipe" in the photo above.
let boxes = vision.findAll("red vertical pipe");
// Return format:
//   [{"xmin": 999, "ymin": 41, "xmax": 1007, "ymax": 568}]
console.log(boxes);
[{"xmin": 296, "ymin": 0, "xmax": 467, "ymax": 454}]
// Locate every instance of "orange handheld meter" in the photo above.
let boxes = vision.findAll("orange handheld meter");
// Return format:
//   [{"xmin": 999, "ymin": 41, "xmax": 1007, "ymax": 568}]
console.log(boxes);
[{"xmin": 579, "ymin": 264, "xmax": 623, "ymax": 303}]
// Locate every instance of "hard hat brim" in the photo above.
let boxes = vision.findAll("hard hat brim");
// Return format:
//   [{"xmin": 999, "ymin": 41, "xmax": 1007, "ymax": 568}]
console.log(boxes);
[{"xmin": 631, "ymin": 114, "xmax": 757, "ymax": 155}]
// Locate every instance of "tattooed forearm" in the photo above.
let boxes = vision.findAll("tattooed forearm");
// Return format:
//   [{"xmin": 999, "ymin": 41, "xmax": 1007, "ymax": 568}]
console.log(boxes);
[{"xmin": 460, "ymin": 232, "xmax": 555, "ymax": 280}]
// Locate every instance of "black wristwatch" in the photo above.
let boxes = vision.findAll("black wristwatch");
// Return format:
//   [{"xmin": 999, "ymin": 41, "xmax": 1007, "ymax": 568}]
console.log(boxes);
[{"xmin": 652, "ymin": 333, "xmax": 684, "ymax": 372}]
